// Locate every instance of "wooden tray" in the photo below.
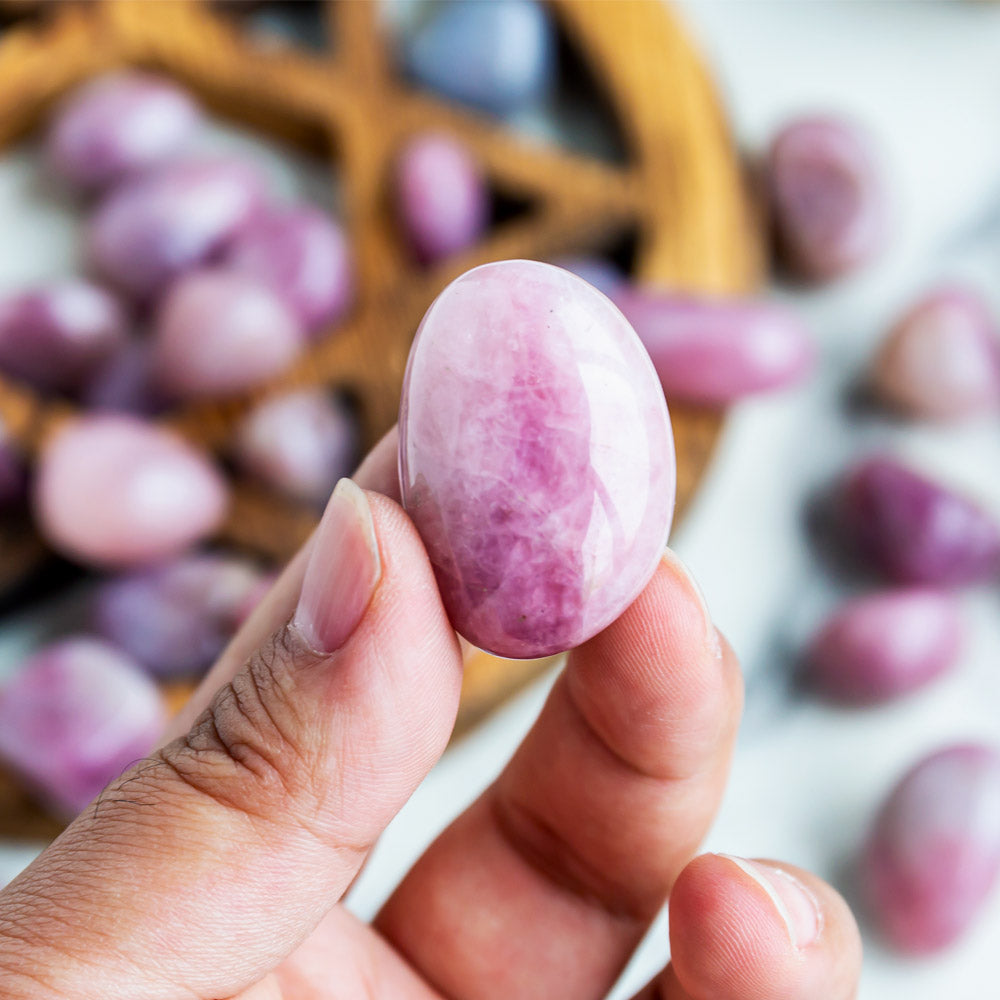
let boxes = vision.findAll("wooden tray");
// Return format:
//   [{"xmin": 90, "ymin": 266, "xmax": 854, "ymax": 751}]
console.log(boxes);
[{"xmin": 0, "ymin": 0, "xmax": 759, "ymax": 840}]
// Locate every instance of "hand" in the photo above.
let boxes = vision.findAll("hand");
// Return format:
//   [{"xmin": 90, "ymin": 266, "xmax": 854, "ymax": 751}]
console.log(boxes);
[{"xmin": 0, "ymin": 430, "xmax": 861, "ymax": 1000}]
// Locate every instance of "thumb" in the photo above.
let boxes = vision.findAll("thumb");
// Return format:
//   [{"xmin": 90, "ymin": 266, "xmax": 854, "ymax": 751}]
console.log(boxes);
[{"xmin": 0, "ymin": 480, "xmax": 463, "ymax": 1000}]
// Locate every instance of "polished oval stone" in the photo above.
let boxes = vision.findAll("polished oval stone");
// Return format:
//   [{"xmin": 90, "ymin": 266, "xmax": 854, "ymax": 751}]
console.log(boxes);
[
  {"xmin": 86, "ymin": 157, "xmax": 267, "ymax": 300},
  {"xmin": 872, "ymin": 286, "xmax": 1000, "ymax": 421},
  {"xmin": 399, "ymin": 260, "xmax": 675, "ymax": 658},
  {"xmin": 805, "ymin": 588, "xmax": 962, "ymax": 705},
  {"xmin": 34, "ymin": 414, "xmax": 229, "ymax": 568},
  {"xmin": 768, "ymin": 115, "xmax": 889, "ymax": 282},
  {"xmin": 839, "ymin": 456, "xmax": 1000, "ymax": 586},
  {"xmin": 234, "ymin": 389, "xmax": 358, "ymax": 506},
  {"xmin": 863, "ymin": 743, "xmax": 1000, "ymax": 954},
  {"xmin": 45, "ymin": 71, "xmax": 200, "ymax": 193},
  {"xmin": 152, "ymin": 269, "xmax": 305, "ymax": 400},
  {"xmin": 0, "ymin": 280, "xmax": 127, "ymax": 394},
  {"xmin": 223, "ymin": 204, "xmax": 353, "ymax": 334},
  {"xmin": 614, "ymin": 290, "xmax": 815, "ymax": 405},
  {"xmin": 395, "ymin": 132, "xmax": 489, "ymax": 264},
  {"xmin": 0, "ymin": 636, "xmax": 165, "ymax": 817},
  {"xmin": 405, "ymin": 0, "xmax": 555, "ymax": 115}
]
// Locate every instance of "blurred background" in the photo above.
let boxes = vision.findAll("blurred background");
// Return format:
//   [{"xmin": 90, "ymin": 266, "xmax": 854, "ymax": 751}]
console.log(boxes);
[{"xmin": 1, "ymin": 2, "xmax": 999, "ymax": 998}]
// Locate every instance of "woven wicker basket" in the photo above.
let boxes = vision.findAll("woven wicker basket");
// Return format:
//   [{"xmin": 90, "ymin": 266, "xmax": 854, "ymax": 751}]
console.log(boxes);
[{"xmin": 0, "ymin": 0, "xmax": 759, "ymax": 839}]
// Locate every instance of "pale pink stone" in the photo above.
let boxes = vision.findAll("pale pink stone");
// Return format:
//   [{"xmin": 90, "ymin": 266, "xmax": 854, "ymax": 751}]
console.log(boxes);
[
  {"xmin": 152, "ymin": 269, "xmax": 305, "ymax": 400},
  {"xmin": 233, "ymin": 389, "xmax": 357, "ymax": 506},
  {"xmin": 863, "ymin": 744, "xmax": 1000, "ymax": 953},
  {"xmin": 400, "ymin": 260, "xmax": 675, "ymax": 658},
  {"xmin": 872, "ymin": 287, "xmax": 1000, "ymax": 421},
  {"xmin": 86, "ymin": 157, "xmax": 267, "ymax": 299},
  {"xmin": 0, "ymin": 636, "xmax": 165, "ymax": 816},
  {"xmin": 395, "ymin": 133, "xmax": 489, "ymax": 263},
  {"xmin": 768, "ymin": 115, "xmax": 889, "ymax": 282},
  {"xmin": 45, "ymin": 71, "xmax": 200, "ymax": 193},
  {"xmin": 613, "ymin": 290, "xmax": 815, "ymax": 405},
  {"xmin": 34, "ymin": 414, "xmax": 228, "ymax": 568},
  {"xmin": 805, "ymin": 588, "xmax": 962, "ymax": 704},
  {"xmin": 223, "ymin": 204, "xmax": 354, "ymax": 334}
]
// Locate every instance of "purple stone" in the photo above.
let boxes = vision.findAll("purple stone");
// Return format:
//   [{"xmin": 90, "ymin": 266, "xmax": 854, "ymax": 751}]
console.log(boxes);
[
  {"xmin": 553, "ymin": 256, "xmax": 624, "ymax": 299},
  {"xmin": 233, "ymin": 389, "xmax": 358, "ymax": 506},
  {"xmin": 223, "ymin": 204, "xmax": 353, "ymax": 335},
  {"xmin": 45, "ymin": 71, "xmax": 200, "ymax": 193},
  {"xmin": 768, "ymin": 115, "xmax": 889, "ymax": 282},
  {"xmin": 93, "ymin": 554, "xmax": 267, "ymax": 679},
  {"xmin": 0, "ymin": 636, "xmax": 165, "ymax": 817},
  {"xmin": 395, "ymin": 133, "xmax": 489, "ymax": 264},
  {"xmin": 839, "ymin": 456, "xmax": 1000, "ymax": 586},
  {"xmin": 0, "ymin": 281, "xmax": 127, "ymax": 394},
  {"xmin": 614, "ymin": 290, "xmax": 815, "ymax": 405},
  {"xmin": 805, "ymin": 588, "xmax": 962, "ymax": 705},
  {"xmin": 863, "ymin": 744, "xmax": 1000, "ymax": 954},
  {"xmin": 399, "ymin": 260, "xmax": 675, "ymax": 658},
  {"xmin": 872, "ymin": 286, "xmax": 1000, "ymax": 422},
  {"xmin": 86, "ymin": 157, "xmax": 267, "ymax": 300}
]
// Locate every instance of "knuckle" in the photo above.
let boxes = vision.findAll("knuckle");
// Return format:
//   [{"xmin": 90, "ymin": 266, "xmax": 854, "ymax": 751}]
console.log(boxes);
[{"xmin": 155, "ymin": 626, "xmax": 323, "ymax": 821}]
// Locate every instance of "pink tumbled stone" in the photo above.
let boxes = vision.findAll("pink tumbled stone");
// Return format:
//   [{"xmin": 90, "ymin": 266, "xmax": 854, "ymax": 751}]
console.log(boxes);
[
  {"xmin": 223, "ymin": 204, "xmax": 353, "ymax": 335},
  {"xmin": 0, "ymin": 636, "xmax": 165, "ymax": 817},
  {"xmin": 234, "ymin": 389, "xmax": 357, "ymax": 506},
  {"xmin": 614, "ymin": 290, "xmax": 815, "ymax": 405},
  {"xmin": 768, "ymin": 115, "xmax": 889, "ymax": 282},
  {"xmin": 399, "ymin": 260, "xmax": 675, "ymax": 658},
  {"xmin": 395, "ymin": 133, "xmax": 489, "ymax": 263},
  {"xmin": 0, "ymin": 281, "xmax": 127, "ymax": 394},
  {"xmin": 45, "ymin": 71, "xmax": 200, "ymax": 193},
  {"xmin": 86, "ymin": 157, "xmax": 267, "ymax": 299},
  {"xmin": 863, "ymin": 744, "xmax": 1000, "ymax": 954},
  {"xmin": 805, "ymin": 588, "xmax": 962, "ymax": 705},
  {"xmin": 872, "ymin": 287, "xmax": 1000, "ymax": 422},
  {"xmin": 152, "ymin": 269, "xmax": 305, "ymax": 400},
  {"xmin": 34, "ymin": 414, "xmax": 228, "ymax": 568}
]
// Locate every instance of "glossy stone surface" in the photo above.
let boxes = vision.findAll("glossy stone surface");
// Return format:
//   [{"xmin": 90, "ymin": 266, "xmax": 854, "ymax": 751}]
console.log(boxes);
[
  {"xmin": 34, "ymin": 415, "xmax": 228, "ymax": 568},
  {"xmin": 863, "ymin": 744, "xmax": 1000, "ymax": 954},
  {"xmin": 152, "ymin": 269, "xmax": 305, "ymax": 399},
  {"xmin": 223, "ymin": 204, "xmax": 353, "ymax": 334},
  {"xmin": 614, "ymin": 290, "xmax": 815, "ymax": 405},
  {"xmin": 45, "ymin": 71, "xmax": 200, "ymax": 193},
  {"xmin": 872, "ymin": 287, "xmax": 1000, "ymax": 421},
  {"xmin": 0, "ymin": 281, "xmax": 127, "ymax": 393},
  {"xmin": 768, "ymin": 115, "xmax": 889, "ymax": 282},
  {"xmin": 399, "ymin": 260, "xmax": 675, "ymax": 658},
  {"xmin": 0, "ymin": 636, "xmax": 165, "ymax": 817},
  {"xmin": 805, "ymin": 588, "xmax": 962, "ymax": 705},
  {"xmin": 839, "ymin": 456, "xmax": 1000, "ymax": 586},
  {"xmin": 234, "ymin": 389, "xmax": 358, "ymax": 506},
  {"xmin": 86, "ymin": 157, "xmax": 266, "ymax": 299},
  {"xmin": 93, "ymin": 554, "xmax": 267, "ymax": 678},
  {"xmin": 396, "ymin": 133, "xmax": 489, "ymax": 263},
  {"xmin": 405, "ymin": 0, "xmax": 555, "ymax": 114}
]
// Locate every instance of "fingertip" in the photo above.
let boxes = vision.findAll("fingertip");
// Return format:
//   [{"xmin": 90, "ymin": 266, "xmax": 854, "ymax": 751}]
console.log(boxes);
[{"xmin": 669, "ymin": 854, "xmax": 862, "ymax": 1000}]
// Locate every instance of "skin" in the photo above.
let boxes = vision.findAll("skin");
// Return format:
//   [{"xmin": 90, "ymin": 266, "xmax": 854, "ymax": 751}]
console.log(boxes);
[{"xmin": 0, "ymin": 429, "xmax": 861, "ymax": 1000}]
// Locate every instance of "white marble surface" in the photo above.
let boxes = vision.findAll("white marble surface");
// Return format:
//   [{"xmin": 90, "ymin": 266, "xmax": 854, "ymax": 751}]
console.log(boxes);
[{"xmin": 3, "ymin": 2, "xmax": 1000, "ymax": 997}]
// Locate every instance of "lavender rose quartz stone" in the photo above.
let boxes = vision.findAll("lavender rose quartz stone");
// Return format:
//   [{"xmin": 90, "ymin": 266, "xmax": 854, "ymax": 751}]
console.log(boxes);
[{"xmin": 399, "ymin": 260, "xmax": 675, "ymax": 659}]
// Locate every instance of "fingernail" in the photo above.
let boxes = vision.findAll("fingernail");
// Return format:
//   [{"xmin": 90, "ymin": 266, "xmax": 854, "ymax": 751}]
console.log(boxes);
[
  {"xmin": 661, "ymin": 548, "xmax": 719, "ymax": 655},
  {"xmin": 293, "ymin": 479, "xmax": 381, "ymax": 654},
  {"xmin": 720, "ymin": 855, "xmax": 823, "ymax": 949}
]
